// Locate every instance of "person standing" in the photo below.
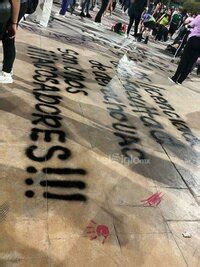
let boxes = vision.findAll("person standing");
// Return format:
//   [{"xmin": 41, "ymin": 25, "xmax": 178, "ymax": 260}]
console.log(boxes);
[
  {"xmin": 155, "ymin": 11, "xmax": 171, "ymax": 42},
  {"xmin": 127, "ymin": 0, "xmax": 148, "ymax": 37},
  {"xmin": 59, "ymin": 0, "xmax": 70, "ymax": 15},
  {"xmin": 0, "ymin": 0, "xmax": 23, "ymax": 84},
  {"xmin": 95, "ymin": 0, "xmax": 109, "ymax": 23},
  {"xmin": 105, "ymin": 0, "xmax": 113, "ymax": 16},
  {"xmin": 59, "ymin": 0, "xmax": 76, "ymax": 16},
  {"xmin": 168, "ymin": 8, "xmax": 182, "ymax": 38},
  {"xmin": 80, "ymin": 0, "xmax": 92, "ymax": 18},
  {"xmin": 169, "ymin": 14, "xmax": 200, "ymax": 84}
]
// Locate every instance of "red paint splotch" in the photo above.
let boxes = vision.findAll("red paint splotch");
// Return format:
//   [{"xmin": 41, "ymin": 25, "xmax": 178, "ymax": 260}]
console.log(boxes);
[{"xmin": 141, "ymin": 192, "xmax": 163, "ymax": 207}]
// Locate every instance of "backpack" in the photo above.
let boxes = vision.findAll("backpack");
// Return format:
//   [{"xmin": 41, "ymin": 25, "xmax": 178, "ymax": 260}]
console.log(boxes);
[
  {"xmin": 26, "ymin": 0, "xmax": 39, "ymax": 14},
  {"xmin": 111, "ymin": 22, "xmax": 127, "ymax": 35}
]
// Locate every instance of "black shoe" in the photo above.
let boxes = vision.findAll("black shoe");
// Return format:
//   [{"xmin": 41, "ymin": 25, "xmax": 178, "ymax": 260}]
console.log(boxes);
[
  {"xmin": 80, "ymin": 12, "xmax": 85, "ymax": 17},
  {"xmin": 86, "ymin": 13, "xmax": 92, "ymax": 18}
]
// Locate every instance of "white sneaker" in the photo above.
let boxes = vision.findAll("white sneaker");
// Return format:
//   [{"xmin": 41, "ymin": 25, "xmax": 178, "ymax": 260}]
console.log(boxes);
[
  {"xmin": 54, "ymin": 12, "xmax": 65, "ymax": 17},
  {"xmin": 0, "ymin": 72, "xmax": 13, "ymax": 84},
  {"xmin": 0, "ymin": 63, "xmax": 13, "ymax": 76}
]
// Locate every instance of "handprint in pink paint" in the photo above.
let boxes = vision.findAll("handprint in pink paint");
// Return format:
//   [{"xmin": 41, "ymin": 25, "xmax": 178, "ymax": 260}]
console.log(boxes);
[
  {"xmin": 141, "ymin": 192, "xmax": 163, "ymax": 207},
  {"xmin": 86, "ymin": 220, "xmax": 110, "ymax": 244}
]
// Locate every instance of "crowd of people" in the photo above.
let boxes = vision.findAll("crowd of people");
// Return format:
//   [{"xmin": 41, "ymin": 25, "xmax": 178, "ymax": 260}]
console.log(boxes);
[{"xmin": 0, "ymin": 0, "xmax": 199, "ymax": 84}]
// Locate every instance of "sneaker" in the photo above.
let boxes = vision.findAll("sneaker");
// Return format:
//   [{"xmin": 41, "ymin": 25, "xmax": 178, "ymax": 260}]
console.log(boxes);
[
  {"xmin": 168, "ymin": 77, "xmax": 176, "ymax": 84},
  {"xmin": 86, "ymin": 13, "xmax": 92, "ymax": 18},
  {"xmin": 54, "ymin": 12, "xmax": 65, "ymax": 17},
  {"xmin": 0, "ymin": 72, "xmax": 13, "ymax": 84},
  {"xmin": 0, "ymin": 64, "xmax": 13, "ymax": 76}
]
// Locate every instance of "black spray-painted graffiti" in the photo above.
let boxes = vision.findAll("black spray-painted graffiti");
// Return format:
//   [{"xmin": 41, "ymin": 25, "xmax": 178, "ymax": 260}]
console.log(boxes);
[
  {"xmin": 89, "ymin": 60, "xmax": 146, "ymax": 160},
  {"xmin": 122, "ymin": 80, "xmax": 199, "ymax": 147},
  {"xmin": 90, "ymin": 58, "xmax": 199, "ymax": 160},
  {"xmin": 59, "ymin": 48, "xmax": 88, "ymax": 95},
  {"xmin": 25, "ymin": 46, "xmax": 87, "ymax": 201}
]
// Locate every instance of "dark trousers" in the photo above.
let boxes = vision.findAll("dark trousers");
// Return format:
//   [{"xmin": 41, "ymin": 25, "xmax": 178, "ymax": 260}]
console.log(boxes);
[
  {"xmin": 172, "ymin": 36, "xmax": 200, "ymax": 83},
  {"xmin": 2, "ymin": 3, "xmax": 27, "ymax": 73},
  {"xmin": 169, "ymin": 22, "xmax": 178, "ymax": 36},
  {"xmin": 95, "ymin": 0, "xmax": 109, "ymax": 23},
  {"xmin": 127, "ymin": 13, "xmax": 141, "ymax": 36},
  {"xmin": 155, "ymin": 24, "xmax": 168, "ymax": 42},
  {"xmin": 82, "ymin": 0, "xmax": 90, "ymax": 14},
  {"xmin": 2, "ymin": 33, "xmax": 16, "ymax": 73},
  {"xmin": 122, "ymin": 0, "xmax": 130, "ymax": 12}
]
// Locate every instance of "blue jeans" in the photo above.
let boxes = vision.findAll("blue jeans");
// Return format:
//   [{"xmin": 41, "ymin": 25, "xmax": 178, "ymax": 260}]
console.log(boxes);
[
  {"xmin": 60, "ymin": 0, "xmax": 76, "ymax": 15},
  {"xmin": 60, "ymin": 0, "xmax": 69, "ymax": 15},
  {"xmin": 82, "ymin": 0, "xmax": 91, "ymax": 14}
]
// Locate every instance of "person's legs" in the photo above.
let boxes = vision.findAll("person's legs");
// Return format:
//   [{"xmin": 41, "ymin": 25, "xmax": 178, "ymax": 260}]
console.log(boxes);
[
  {"xmin": 121, "ymin": 0, "xmax": 125, "ymax": 9},
  {"xmin": 163, "ymin": 26, "xmax": 168, "ymax": 42},
  {"xmin": 177, "ymin": 38, "xmax": 200, "ymax": 83},
  {"xmin": 2, "ymin": 33, "xmax": 15, "ymax": 74},
  {"xmin": 106, "ymin": 0, "xmax": 113, "ymax": 15},
  {"xmin": 69, "ymin": 0, "xmax": 76, "ymax": 14},
  {"xmin": 81, "ymin": 0, "xmax": 86, "ymax": 13},
  {"xmin": 173, "ymin": 28, "xmax": 187, "ymax": 44},
  {"xmin": 1, "ymin": 2, "xmax": 27, "ymax": 78},
  {"xmin": 85, "ymin": 0, "xmax": 91, "ymax": 15},
  {"xmin": 171, "ymin": 37, "xmax": 200, "ymax": 83},
  {"xmin": 155, "ymin": 25, "xmax": 162, "ymax": 41},
  {"xmin": 95, "ymin": 0, "xmax": 109, "ymax": 23},
  {"xmin": 169, "ymin": 22, "xmax": 176, "ymax": 37},
  {"xmin": 90, "ymin": 0, "xmax": 96, "ymax": 10},
  {"xmin": 174, "ymin": 32, "xmax": 189, "ymax": 58},
  {"xmin": 171, "ymin": 43, "xmax": 191, "ymax": 82},
  {"xmin": 124, "ymin": 0, "xmax": 130, "ymax": 12},
  {"xmin": 81, "ymin": 0, "xmax": 91, "ymax": 15},
  {"xmin": 127, "ymin": 15, "xmax": 135, "ymax": 35},
  {"xmin": 60, "ymin": 0, "xmax": 69, "ymax": 15},
  {"xmin": 112, "ymin": 0, "xmax": 116, "ymax": 11},
  {"xmin": 134, "ymin": 15, "xmax": 141, "ymax": 36}
]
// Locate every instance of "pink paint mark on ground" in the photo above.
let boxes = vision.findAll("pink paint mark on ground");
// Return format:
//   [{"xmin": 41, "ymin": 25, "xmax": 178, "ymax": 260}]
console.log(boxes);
[
  {"xmin": 86, "ymin": 220, "xmax": 110, "ymax": 244},
  {"xmin": 141, "ymin": 192, "xmax": 164, "ymax": 207}
]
